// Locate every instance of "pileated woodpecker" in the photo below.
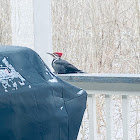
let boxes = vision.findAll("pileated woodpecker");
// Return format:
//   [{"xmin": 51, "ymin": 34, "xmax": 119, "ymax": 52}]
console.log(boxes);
[{"xmin": 47, "ymin": 52, "xmax": 84, "ymax": 74}]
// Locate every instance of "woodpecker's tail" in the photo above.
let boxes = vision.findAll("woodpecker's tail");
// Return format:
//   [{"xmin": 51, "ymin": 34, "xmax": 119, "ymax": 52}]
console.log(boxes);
[{"xmin": 78, "ymin": 70, "xmax": 85, "ymax": 73}]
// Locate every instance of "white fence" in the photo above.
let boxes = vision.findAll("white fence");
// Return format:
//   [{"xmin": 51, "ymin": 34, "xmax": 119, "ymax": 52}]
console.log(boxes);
[{"xmin": 59, "ymin": 73, "xmax": 140, "ymax": 140}]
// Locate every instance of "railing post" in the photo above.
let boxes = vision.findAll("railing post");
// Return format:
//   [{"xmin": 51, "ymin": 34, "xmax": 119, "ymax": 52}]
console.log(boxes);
[
  {"xmin": 122, "ymin": 95, "xmax": 130, "ymax": 140},
  {"xmin": 33, "ymin": 0, "xmax": 53, "ymax": 69},
  {"xmin": 87, "ymin": 91, "xmax": 97, "ymax": 140},
  {"xmin": 105, "ymin": 95, "xmax": 112, "ymax": 140}
]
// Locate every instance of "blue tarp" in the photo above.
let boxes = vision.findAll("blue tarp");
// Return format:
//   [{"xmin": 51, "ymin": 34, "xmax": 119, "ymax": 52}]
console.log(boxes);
[{"xmin": 0, "ymin": 46, "xmax": 87, "ymax": 140}]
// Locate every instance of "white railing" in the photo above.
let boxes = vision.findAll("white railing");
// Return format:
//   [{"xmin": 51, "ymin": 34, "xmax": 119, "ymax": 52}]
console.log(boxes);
[{"xmin": 58, "ymin": 73, "xmax": 140, "ymax": 140}]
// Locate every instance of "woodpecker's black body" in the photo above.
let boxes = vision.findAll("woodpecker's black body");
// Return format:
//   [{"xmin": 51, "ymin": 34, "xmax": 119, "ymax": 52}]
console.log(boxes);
[
  {"xmin": 47, "ymin": 52, "xmax": 84, "ymax": 74},
  {"xmin": 52, "ymin": 58, "xmax": 83, "ymax": 74}
]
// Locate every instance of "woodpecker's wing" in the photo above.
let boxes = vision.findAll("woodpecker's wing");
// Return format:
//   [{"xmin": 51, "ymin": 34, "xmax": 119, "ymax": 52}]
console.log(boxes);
[{"xmin": 54, "ymin": 59, "xmax": 83, "ymax": 73}]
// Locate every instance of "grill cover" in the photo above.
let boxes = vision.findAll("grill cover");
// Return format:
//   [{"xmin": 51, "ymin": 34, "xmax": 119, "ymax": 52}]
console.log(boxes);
[{"xmin": 0, "ymin": 46, "xmax": 87, "ymax": 140}]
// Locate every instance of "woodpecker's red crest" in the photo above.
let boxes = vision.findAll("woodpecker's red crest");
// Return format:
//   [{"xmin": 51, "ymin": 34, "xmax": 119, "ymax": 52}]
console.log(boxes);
[{"xmin": 54, "ymin": 52, "xmax": 63, "ymax": 58}]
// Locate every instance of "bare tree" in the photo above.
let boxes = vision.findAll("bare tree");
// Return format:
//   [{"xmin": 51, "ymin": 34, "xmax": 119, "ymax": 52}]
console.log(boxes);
[
  {"xmin": 0, "ymin": 0, "xmax": 12, "ymax": 45},
  {"xmin": 52, "ymin": 0, "xmax": 140, "ymax": 139}
]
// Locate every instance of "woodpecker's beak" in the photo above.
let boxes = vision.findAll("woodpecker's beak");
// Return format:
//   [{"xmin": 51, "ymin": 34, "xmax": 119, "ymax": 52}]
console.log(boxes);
[{"xmin": 46, "ymin": 52, "xmax": 56, "ymax": 58}]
